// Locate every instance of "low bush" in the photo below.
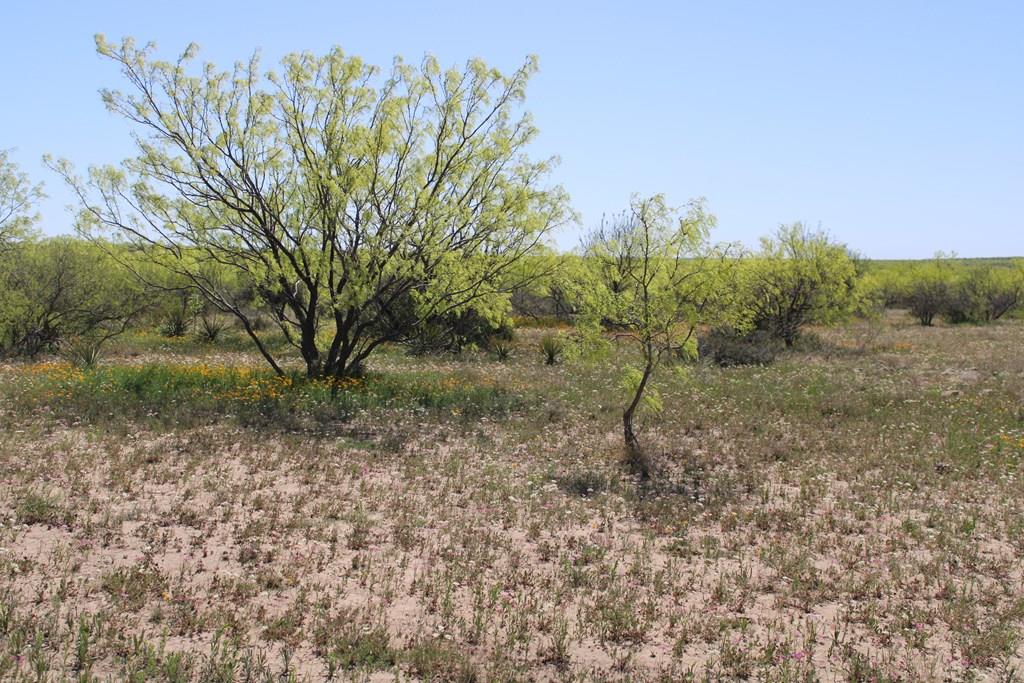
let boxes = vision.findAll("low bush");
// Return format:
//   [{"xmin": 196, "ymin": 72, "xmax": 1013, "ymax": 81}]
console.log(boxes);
[
  {"xmin": 557, "ymin": 469, "xmax": 609, "ymax": 498},
  {"xmin": 61, "ymin": 334, "xmax": 106, "ymax": 368},
  {"xmin": 158, "ymin": 308, "xmax": 193, "ymax": 338},
  {"xmin": 744, "ymin": 224, "xmax": 858, "ymax": 347},
  {"xmin": 488, "ymin": 335, "xmax": 514, "ymax": 361},
  {"xmin": 197, "ymin": 313, "xmax": 230, "ymax": 342},
  {"xmin": 0, "ymin": 238, "xmax": 145, "ymax": 357},
  {"xmin": 698, "ymin": 328, "xmax": 781, "ymax": 366},
  {"xmin": 905, "ymin": 264, "xmax": 950, "ymax": 326},
  {"xmin": 943, "ymin": 266, "xmax": 1023, "ymax": 324},
  {"xmin": 539, "ymin": 332, "xmax": 565, "ymax": 365},
  {"xmin": 402, "ymin": 308, "xmax": 514, "ymax": 356}
]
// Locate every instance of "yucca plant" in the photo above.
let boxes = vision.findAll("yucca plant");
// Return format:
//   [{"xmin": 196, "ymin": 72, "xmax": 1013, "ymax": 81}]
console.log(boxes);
[
  {"xmin": 539, "ymin": 333, "xmax": 564, "ymax": 365},
  {"xmin": 489, "ymin": 336, "xmax": 513, "ymax": 362},
  {"xmin": 63, "ymin": 335, "xmax": 105, "ymax": 369},
  {"xmin": 198, "ymin": 313, "xmax": 229, "ymax": 343}
]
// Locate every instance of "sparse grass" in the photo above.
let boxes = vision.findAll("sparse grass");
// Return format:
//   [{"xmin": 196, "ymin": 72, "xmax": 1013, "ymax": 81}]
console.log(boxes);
[
  {"xmin": 405, "ymin": 638, "xmax": 478, "ymax": 682},
  {"xmin": 13, "ymin": 490, "xmax": 68, "ymax": 526},
  {"xmin": 101, "ymin": 563, "xmax": 166, "ymax": 611},
  {"xmin": 0, "ymin": 313, "xmax": 1022, "ymax": 680}
]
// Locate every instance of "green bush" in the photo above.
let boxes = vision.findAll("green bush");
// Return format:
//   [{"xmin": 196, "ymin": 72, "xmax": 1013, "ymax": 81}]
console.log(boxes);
[
  {"xmin": 944, "ymin": 266, "xmax": 1022, "ymax": 324},
  {"xmin": 539, "ymin": 332, "xmax": 565, "ymax": 365},
  {"xmin": 488, "ymin": 335, "xmax": 514, "ymax": 361},
  {"xmin": 155, "ymin": 291, "xmax": 199, "ymax": 338},
  {"xmin": 903, "ymin": 259, "xmax": 952, "ymax": 326},
  {"xmin": 62, "ymin": 335, "xmax": 106, "ymax": 368},
  {"xmin": 698, "ymin": 327, "xmax": 781, "ymax": 366},
  {"xmin": 0, "ymin": 238, "xmax": 145, "ymax": 357},
  {"xmin": 404, "ymin": 307, "xmax": 514, "ymax": 356},
  {"xmin": 197, "ymin": 313, "xmax": 230, "ymax": 342},
  {"xmin": 744, "ymin": 224, "xmax": 858, "ymax": 347}
]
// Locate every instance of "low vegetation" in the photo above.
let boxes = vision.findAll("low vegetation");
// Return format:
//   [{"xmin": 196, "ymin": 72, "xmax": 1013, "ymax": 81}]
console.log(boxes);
[
  {"xmin": 2, "ymin": 314, "xmax": 1023, "ymax": 681},
  {"xmin": 0, "ymin": 35, "xmax": 1022, "ymax": 682}
]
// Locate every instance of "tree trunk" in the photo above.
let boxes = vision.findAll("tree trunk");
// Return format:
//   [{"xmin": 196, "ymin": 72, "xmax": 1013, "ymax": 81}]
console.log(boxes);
[
  {"xmin": 622, "ymin": 356, "xmax": 654, "ymax": 478},
  {"xmin": 622, "ymin": 409, "xmax": 640, "ymax": 454}
]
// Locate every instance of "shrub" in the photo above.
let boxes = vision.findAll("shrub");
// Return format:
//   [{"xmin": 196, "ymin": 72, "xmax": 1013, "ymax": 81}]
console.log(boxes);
[
  {"xmin": 904, "ymin": 259, "xmax": 952, "ymax": 326},
  {"xmin": 745, "ymin": 224, "xmax": 858, "ymax": 347},
  {"xmin": 944, "ymin": 266, "xmax": 1023, "ymax": 324},
  {"xmin": 698, "ymin": 327, "xmax": 781, "ymax": 366},
  {"xmin": 156, "ymin": 292, "xmax": 199, "ymax": 338},
  {"xmin": 557, "ymin": 469, "xmax": 608, "ymax": 497},
  {"xmin": 858, "ymin": 268, "xmax": 905, "ymax": 308},
  {"xmin": 539, "ymin": 332, "xmax": 565, "ymax": 365},
  {"xmin": 62, "ymin": 334, "xmax": 106, "ymax": 368},
  {"xmin": 197, "ymin": 313, "xmax": 230, "ymax": 342},
  {"xmin": 0, "ymin": 238, "xmax": 145, "ymax": 357},
  {"xmin": 403, "ymin": 308, "xmax": 513, "ymax": 356},
  {"xmin": 488, "ymin": 335, "xmax": 514, "ymax": 361}
]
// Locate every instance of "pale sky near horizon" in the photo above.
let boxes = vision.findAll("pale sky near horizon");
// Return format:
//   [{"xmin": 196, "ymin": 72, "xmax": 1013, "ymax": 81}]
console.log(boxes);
[{"xmin": 2, "ymin": 1, "xmax": 1021, "ymax": 258}]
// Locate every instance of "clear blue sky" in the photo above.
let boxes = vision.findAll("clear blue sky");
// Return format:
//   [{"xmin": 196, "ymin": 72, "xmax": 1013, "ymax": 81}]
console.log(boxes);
[{"xmin": 2, "ymin": 1, "xmax": 1021, "ymax": 258}]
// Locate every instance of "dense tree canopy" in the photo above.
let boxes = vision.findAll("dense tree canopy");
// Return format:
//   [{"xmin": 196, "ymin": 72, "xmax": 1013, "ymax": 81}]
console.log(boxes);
[{"xmin": 54, "ymin": 36, "xmax": 570, "ymax": 378}]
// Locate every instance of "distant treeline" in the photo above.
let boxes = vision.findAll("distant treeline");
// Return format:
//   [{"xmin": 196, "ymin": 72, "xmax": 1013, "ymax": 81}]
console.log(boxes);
[
  {"xmin": 860, "ymin": 257, "xmax": 1024, "ymax": 326},
  {"xmin": 2, "ymin": 233, "xmax": 1020, "ymax": 368}
]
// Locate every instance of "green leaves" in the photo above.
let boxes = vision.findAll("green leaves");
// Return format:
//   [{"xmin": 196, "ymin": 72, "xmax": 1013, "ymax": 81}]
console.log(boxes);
[
  {"xmin": 744, "ymin": 223, "xmax": 858, "ymax": 345},
  {"xmin": 581, "ymin": 194, "xmax": 738, "ymax": 359},
  {"xmin": 55, "ymin": 37, "xmax": 570, "ymax": 378},
  {"xmin": 0, "ymin": 239, "xmax": 146, "ymax": 358},
  {"xmin": 0, "ymin": 150, "xmax": 45, "ymax": 251},
  {"xmin": 578, "ymin": 194, "xmax": 737, "ymax": 451},
  {"xmin": 619, "ymin": 367, "xmax": 663, "ymax": 414}
]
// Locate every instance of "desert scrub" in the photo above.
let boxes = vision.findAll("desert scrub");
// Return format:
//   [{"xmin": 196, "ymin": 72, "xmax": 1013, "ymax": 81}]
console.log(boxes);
[
  {"xmin": 4, "ymin": 361, "xmax": 525, "ymax": 429},
  {"xmin": 1, "ymin": 319, "xmax": 1022, "ymax": 681}
]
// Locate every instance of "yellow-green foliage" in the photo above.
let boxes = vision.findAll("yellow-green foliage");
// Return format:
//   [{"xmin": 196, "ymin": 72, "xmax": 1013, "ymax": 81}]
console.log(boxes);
[
  {"xmin": 945, "ymin": 264, "xmax": 1023, "ymax": 323},
  {"xmin": 742, "ymin": 223, "xmax": 858, "ymax": 346},
  {"xmin": 52, "ymin": 36, "xmax": 570, "ymax": 379},
  {"xmin": 576, "ymin": 194, "xmax": 743, "ymax": 455},
  {"xmin": 902, "ymin": 258, "xmax": 953, "ymax": 326},
  {"xmin": 883, "ymin": 256, "xmax": 1024, "ymax": 326},
  {"xmin": 0, "ymin": 238, "xmax": 145, "ymax": 357},
  {"xmin": 0, "ymin": 149, "xmax": 44, "ymax": 251}
]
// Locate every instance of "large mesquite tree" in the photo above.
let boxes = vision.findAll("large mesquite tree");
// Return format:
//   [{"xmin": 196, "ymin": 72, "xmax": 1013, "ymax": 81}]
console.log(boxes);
[{"xmin": 54, "ymin": 36, "xmax": 569, "ymax": 378}]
